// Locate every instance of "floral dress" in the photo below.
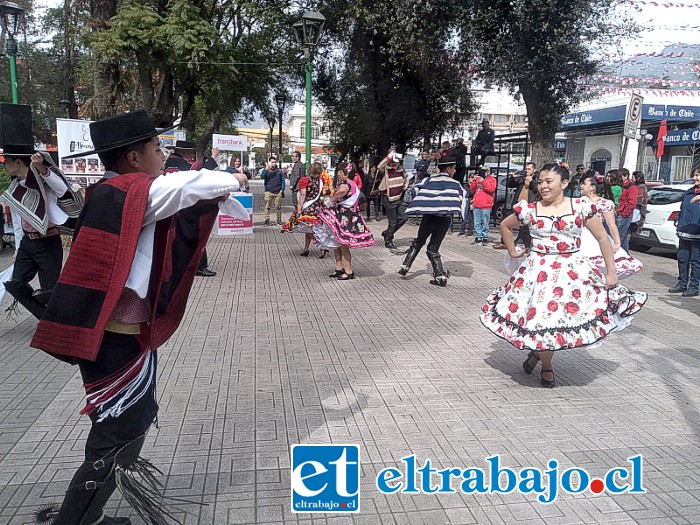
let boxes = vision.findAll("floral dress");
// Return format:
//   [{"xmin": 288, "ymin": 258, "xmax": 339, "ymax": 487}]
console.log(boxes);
[
  {"xmin": 480, "ymin": 198, "xmax": 647, "ymax": 351},
  {"xmin": 579, "ymin": 197, "xmax": 644, "ymax": 279},
  {"xmin": 280, "ymin": 176, "xmax": 325, "ymax": 233},
  {"xmin": 315, "ymin": 180, "xmax": 375, "ymax": 248}
]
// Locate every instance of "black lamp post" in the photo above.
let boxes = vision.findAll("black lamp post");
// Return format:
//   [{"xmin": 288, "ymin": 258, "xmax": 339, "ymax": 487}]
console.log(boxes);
[
  {"xmin": 0, "ymin": 1, "xmax": 26, "ymax": 104},
  {"xmin": 275, "ymin": 93, "xmax": 287, "ymax": 160},
  {"xmin": 292, "ymin": 11, "xmax": 326, "ymax": 166},
  {"xmin": 267, "ymin": 115, "xmax": 276, "ymax": 160}
]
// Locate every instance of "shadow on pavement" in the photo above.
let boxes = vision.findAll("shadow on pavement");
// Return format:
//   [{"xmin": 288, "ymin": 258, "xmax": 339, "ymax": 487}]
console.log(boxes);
[{"xmin": 484, "ymin": 342, "xmax": 620, "ymax": 388}]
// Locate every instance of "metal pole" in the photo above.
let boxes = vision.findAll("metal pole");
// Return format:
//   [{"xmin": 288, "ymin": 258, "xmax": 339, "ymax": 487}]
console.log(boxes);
[
  {"xmin": 305, "ymin": 57, "xmax": 312, "ymax": 167},
  {"xmin": 9, "ymin": 53, "xmax": 19, "ymax": 103},
  {"xmin": 277, "ymin": 106, "xmax": 283, "ymax": 159}
]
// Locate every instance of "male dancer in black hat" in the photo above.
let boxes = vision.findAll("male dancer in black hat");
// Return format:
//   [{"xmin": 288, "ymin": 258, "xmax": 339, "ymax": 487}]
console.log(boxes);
[
  {"xmin": 164, "ymin": 140, "xmax": 220, "ymax": 276},
  {"xmin": 1, "ymin": 144, "xmax": 82, "ymax": 318},
  {"xmin": 399, "ymin": 156, "xmax": 466, "ymax": 286},
  {"xmin": 29, "ymin": 110, "xmax": 247, "ymax": 525}
]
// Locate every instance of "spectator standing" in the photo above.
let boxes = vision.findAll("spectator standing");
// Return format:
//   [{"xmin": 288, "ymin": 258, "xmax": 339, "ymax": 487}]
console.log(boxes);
[
  {"xmin": 363, "ymin": 165, "xmax": 381, "ymax": 221},
  {"xmin": 615, "ymin": 168, "xmax": 639, "ymax": 252},
  {"xmin": 415, "ymin": 151, "xmax": 431, "ymax": 182},
  {"xmin": 163, "ymin": 141, "xmax": 220, "ymax": 276},
  {"xmin": 440, "ymin": 141, "xmax": 451, "ymax": 157},
  {"xmin": 288, "ymin": 151, "xmax": 305, "ymax": 209},
  {"xmin": 631, "ymin": 170, "xmax": 648, "ymax": 232},
  {"xmin": 260, "ymin": 157, "xmax": 286, "ymax": 226},
  {"xmin": 450, "ymin": 138, "xmax": 469, "ymax": 184},
  {"xmin": 606, "ymin": 170, "xmax": 623, "ymax": 207},
  {"xmin": 669, "ymin": 168, "xmax": 700, "ymax": 297},
  {"xmin": 226, "ymin": 157, "xmax": 250, "ymax": 192},
  {"xmin": 470, "ymin": 118, "xmax": 495, "ymax": 167},
  {"xmin": 565, "ymin": 164, "xmax": 585, "ymax": 198},
  {"xmin": 373, "ymin": 150, "xmax": 408, "ymax": 249},
  {"xmin": 470, "ymin": 168, "xmax": 496, "ymax": 246}
]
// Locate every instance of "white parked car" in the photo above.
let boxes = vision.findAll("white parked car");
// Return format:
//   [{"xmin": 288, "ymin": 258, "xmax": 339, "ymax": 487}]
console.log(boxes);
[{"xmin": 630, "ymin": 184, "xmax": 692, "ymax": 251}]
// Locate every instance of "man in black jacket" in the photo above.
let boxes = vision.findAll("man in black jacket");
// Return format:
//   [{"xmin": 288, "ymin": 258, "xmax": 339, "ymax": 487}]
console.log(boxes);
[
  {"xmin": 261, "ymin": 157, "xmax": 286, "ymax": 225},
  {"xmin": 450, "ymin": 138, "xmax": 469, "ymax": 184},
  {"xmin": 288, "ymin": 151, "xmax": 305, "ymax": 209},
  {"xmin": 469, "ymin": 118, "xmax": 495, "ymax": 167},
  {"xmin": 503, "ymin": 161, "xmax": 538, "ymax": 247},
  {"xmin": 164, "ymin": 140, "xmax": 220, "ymax": 277}
]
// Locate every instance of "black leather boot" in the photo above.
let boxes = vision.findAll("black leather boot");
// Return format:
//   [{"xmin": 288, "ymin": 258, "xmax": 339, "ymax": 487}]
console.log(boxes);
[
  {"xmin": 398, "ymin": 242, "xmax": 420, "ymax": 276},
  {"xmin": 427, "ymin": 251, "xmax": 448, "ymax": 287},
  {"xmin": 3, "ymin": 280, "xmax": 47, "ymax": 319}
]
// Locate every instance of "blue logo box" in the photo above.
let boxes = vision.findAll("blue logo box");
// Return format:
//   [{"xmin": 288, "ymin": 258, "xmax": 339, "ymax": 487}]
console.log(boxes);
[{"xmin": 290, "ymin": 444, "xmax": 360, "ymax": 513}]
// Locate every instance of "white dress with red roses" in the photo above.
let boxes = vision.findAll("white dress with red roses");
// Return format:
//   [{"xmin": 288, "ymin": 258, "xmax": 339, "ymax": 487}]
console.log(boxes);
[
  {"xmin": 480, "ymin": 198, "xmax": 647, "ymax": 352},
  {"xmin": 579, "ymin": 197, "xmax": 644, "ymax": 279}
]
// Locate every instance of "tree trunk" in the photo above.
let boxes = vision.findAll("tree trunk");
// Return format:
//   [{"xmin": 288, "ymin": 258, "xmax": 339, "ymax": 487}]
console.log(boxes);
[
  {"xmin": 63, "ymin": 0, "xmax": 79, "ymax": 119},
  {"xmin": 90, "ymin": 0, "xmax": 119, "ymax": 119},
  {"xmin": 521, "ymin": 84, "xmax": 555, "ymax": 169},
  {"xmin": 196, "ymin": 108, "xmax": 226, "ymax": 159}
]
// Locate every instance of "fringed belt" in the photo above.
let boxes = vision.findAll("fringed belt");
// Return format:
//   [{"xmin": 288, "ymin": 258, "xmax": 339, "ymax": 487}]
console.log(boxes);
[{"xmin": 81, "ymin": 349, "xmax": 155, "ymax": 422}]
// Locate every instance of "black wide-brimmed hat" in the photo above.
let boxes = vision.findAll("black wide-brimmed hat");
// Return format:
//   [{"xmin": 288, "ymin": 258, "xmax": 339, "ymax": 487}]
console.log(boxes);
[
  {"xmin": 438, "ymin": 156, "xmax": 457, "ymax": 166},
  {"xmin": 173, "ymin": 140, "xmax": 195, "ymax": 150},
  {"xmin": 1, "ymin": 143, "xmax": 35, "ymax": 157},
  {"xmin": 65, "ymin": 110, "xmax": 174, "ymax": 158}
]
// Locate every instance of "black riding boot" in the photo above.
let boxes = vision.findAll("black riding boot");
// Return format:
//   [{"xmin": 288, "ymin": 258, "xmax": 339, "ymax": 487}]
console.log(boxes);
[
  {"xmin": 3, "ymin": 280, "xmax": 47, "ymax": 319},
  {"xmin": 398, "ymin": 242, "xmax": 420, "ymax": 276},
  {"xmin": 36, "ymin": 459, "xmax": 130, "ymax": 525},
  {"xmin": 427, "ymin": 251, "xmax": 448, "ymax": 287}
]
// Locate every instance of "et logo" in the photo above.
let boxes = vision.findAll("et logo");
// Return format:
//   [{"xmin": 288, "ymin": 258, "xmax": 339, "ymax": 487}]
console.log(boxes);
[{"xmin": 290, "ymin": 444, "xmax": 360, "ymax": 513}]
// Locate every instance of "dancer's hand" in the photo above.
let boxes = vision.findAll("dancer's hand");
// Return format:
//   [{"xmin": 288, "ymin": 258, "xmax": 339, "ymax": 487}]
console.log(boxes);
[
  {"xmin": 31, "ymin": 153, "xmax": 49, "ymax": 175},
  {"xmin": 605, "ymin": 273, "xmax": 618, "ymax": 289},
  {"xmin": 612, "ymin": 242, "xmax": 621, "ymax": 253},
  {"xmin": 508, "ymin": 246, "xmax": 526, "ymax": 258}
]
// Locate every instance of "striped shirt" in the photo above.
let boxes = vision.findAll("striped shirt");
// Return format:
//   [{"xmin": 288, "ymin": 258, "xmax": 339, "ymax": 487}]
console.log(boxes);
[{"xmin": 404, "ymin": 174, "xmax": 467, "ymax": 217}]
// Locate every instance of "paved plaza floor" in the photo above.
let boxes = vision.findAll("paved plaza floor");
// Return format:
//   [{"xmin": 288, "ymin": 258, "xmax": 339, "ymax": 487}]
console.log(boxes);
[{"xmin": 1, "ymin": 181, "xmax": 699, "ymax": 524}]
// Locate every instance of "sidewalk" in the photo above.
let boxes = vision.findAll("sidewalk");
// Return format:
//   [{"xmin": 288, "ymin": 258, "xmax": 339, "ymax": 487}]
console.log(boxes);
[{"xmin": 0, "ymin": 181, "xmax": 699, "ymax": 524}]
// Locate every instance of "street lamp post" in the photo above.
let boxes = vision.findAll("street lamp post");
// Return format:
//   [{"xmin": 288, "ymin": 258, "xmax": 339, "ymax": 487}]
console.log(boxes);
[
  {"xmin": 275, "ymin": 93, "xmax": 287, "ymax": 160},
  {"xmin": 267, "ymin": 115, "xmax": 276, "ymax": 160},
  {"xmin": 0, "ymin": 2, "xmax": 26, "ymax": 104},
  {"xmin": 292, "ymin": 11, "xmax": 325, "ymax": 167}
]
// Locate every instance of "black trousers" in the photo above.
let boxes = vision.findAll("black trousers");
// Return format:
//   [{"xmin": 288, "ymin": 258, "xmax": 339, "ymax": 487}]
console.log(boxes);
[
  {"xmin": 382, "ymin": 195, "xmax": 408, "ymax": 242},
  {"xmin": 470, "ymin": 147, "xmax": 493, "ymax": 167},
  {"xmin": 11, "ymin": 234, "xmax": 63, "ymax": 290},
  {"xmin": 198, "ymin": 248, "xmax": 209, "ymax": 271},
  {"xmin": 414, "ymin": 215, "xmax": 451, "ymax": 255},
  {"xmin": 53, "ymin": 333, "xmax": 158, "ymax": 524}
]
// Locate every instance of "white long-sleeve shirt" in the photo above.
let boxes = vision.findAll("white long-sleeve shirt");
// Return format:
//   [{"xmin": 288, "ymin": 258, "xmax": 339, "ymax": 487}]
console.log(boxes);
[{"xmin": 102, "ymin": 169, "xmax": 240, "ymax": 298}]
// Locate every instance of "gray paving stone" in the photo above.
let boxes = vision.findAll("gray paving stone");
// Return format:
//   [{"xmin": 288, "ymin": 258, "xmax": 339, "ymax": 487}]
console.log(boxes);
[{"xmin": 0, "ymin": 181, "xmax": 699, "ymax": 523}]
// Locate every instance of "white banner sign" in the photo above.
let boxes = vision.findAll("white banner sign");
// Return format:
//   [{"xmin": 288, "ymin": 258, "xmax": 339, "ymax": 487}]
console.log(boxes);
[
  {"xmin": 213, "ymin": 134, "xmax": 248, "ymax": 151},
  {"xmin": 56, "ymin": 118, "xmax": 104, "ymax": 187},
  {"xmin": 214, "ymin": 194, "xmax": 253, "ymax": 235}
]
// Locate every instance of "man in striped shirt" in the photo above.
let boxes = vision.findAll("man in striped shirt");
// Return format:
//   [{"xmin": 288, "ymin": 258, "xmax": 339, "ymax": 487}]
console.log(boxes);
[{"xmin": 399, "ymin": 157, "xmax": 466, "ymax": 286}]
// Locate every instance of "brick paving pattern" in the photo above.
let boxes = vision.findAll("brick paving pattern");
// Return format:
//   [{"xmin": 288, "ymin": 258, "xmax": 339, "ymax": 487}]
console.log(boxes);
[{"xmin": 0, "ymin": 180, "xmax": 699, "ymax": 524}]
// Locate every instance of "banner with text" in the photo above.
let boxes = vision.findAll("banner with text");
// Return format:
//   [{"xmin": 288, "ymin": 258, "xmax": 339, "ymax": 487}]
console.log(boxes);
[
  {"xmin": 214, "ymin": 194, "xmax": 253, "ymax": 235},
  {"xmin": 213, "ymin": 134, "xmax": 248, "ymax": 151},
  {"xmin": 56, "ymin": 118, "xmax": 104, "ymax": 188}
]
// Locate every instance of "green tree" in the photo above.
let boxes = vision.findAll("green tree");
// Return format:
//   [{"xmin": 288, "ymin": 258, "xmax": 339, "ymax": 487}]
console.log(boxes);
[
  {"xmin": 315, "ymin": 0, "xmax": 473, "ymax": 159},
  {"xmin": 88, "ymin": 0, "xmax": 296, "ymax": 155},
  {"xmin": 463, "ymin": 0, "xmax": 632, "ymax": 166}
]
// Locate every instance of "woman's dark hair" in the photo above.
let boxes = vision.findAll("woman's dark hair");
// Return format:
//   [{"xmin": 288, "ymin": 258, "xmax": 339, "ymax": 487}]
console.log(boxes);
[
  {"xmin": 582, "ymin": 170, "xmax": 614, "ymax": 200},
  {"xmin": 99, "ymin": 138, "xmax": 151, "ymax": 171},
  {"xmin": 632, "ymin": 171, "xmax": 645, "ymax": 185},
  {"xmin": 692, "ymin": 167, "xmax": 700, "ymax": 177},
  {"xmin": 540, "ymin": 163, "xmax": 570, "ymax": 181},
  {"xmin": 606, "ymin": 169, "xmax": 622, "ymax": 187},
  {"xmin": 4, "ymin": 155, "xmax": 31, "ymax": 167}
]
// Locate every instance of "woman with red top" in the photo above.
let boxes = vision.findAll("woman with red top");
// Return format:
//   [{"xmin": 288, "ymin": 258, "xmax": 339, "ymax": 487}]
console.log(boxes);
[
  {"xmin": 281, "ymin": 162, "xmax": 329, "ymax": 258},
  {"xmin": 470, "ymin": 168, "xmax": 497, "ymax": 246}
]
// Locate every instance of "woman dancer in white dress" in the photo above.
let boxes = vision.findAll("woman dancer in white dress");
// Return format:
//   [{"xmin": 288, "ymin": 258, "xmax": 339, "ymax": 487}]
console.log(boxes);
[
  {"xmin": 481, "ymin": 164, "xmax": 646, "ymax": 388},
  {"xmin": 579, "ymin": 171, "xmax": 643, "ymax": 279}
]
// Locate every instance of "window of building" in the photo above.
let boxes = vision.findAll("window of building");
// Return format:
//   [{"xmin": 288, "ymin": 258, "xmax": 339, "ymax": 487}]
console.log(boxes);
[
  {"xmin": 513, "ymin": 114, "xmax": 528, "ymax": 124},
  {"xmin": 300, "ymin": 122, "xmax": 321, "ymax": 140},
  {"xmin": 493, "ymin": 114, "xmax": 509, "ymax": 124}
]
